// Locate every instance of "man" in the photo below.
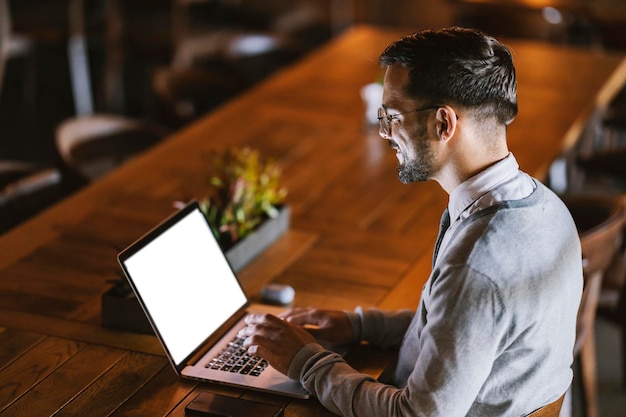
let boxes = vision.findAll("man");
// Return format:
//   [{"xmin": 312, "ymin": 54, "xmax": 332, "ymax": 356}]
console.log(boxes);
[{"xmin": 239, "ymin": 27, "xmax": 583, "ymax": 416}]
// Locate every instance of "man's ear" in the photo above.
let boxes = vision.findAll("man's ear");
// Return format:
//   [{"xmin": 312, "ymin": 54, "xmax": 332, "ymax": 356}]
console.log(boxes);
[{"xmin": 436, "ymin": 106, "xmax": 458, "ymax": 142}]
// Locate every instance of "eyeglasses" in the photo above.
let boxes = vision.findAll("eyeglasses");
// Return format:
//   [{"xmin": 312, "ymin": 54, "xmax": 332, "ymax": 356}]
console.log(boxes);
[{"xmin": 377, "ymin": 105, "xmax": 442, "ymax": 136}]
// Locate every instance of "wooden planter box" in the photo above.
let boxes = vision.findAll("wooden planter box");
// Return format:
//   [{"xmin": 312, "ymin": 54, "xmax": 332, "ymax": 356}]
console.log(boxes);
[{"xmin": 101, "ymin": 206, "xmax": 290, "ymax": 334}]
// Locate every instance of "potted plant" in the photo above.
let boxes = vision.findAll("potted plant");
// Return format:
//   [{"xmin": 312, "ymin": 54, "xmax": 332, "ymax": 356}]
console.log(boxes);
[
  {"xmin": 199, "ymin": 147, "xmax": 289, "ymax": 271},
  {"xmin": 102, "ymin": 147, "xmax": 289, "ymax": 333}
]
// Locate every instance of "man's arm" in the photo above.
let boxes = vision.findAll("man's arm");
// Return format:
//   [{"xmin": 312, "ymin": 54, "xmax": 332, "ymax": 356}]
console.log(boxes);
[
  {"xmin": 345, "ymin": 307, "xmax": 414, "ymax": 348},
  {"xmin": 280, "ymin": 307, "xmax": 414, "ymax": 349},
  {"xmin": 242, "ymin": 266, "xmax": 505, "ymax": 417}
]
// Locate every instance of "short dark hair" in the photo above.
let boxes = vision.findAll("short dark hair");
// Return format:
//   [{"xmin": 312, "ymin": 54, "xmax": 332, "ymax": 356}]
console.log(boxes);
[{"xmin": 379, "ymin": 27, "xmax": 518, "ymax": 125}]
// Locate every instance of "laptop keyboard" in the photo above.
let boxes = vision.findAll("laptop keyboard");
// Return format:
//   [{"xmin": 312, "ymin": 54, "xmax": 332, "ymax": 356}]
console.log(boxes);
[{"xmin": 205, "ymin": 335, "xmax": 268, "ymax": 377}]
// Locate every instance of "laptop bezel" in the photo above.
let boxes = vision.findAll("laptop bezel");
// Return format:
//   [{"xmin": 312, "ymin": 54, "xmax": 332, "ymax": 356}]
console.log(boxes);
[{"xmin": 117, "ymin": 200, "xmax": 251, "ymax": 374}]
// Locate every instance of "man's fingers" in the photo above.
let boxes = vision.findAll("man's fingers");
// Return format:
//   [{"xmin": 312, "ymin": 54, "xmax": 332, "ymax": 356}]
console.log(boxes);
[
  {"xmin": 245, "ymin": 313, "xmax": 283, "ymax": 326},
  {"xmin": 241, "ymin": 332, "xmax": 298, "ymax": 375},
  {"xmin": 239, "ymin": 321, "xmax": 280, "ymax": 339},
  {"xmin": 242, "ymin": 333, "xmax": 271, "ymax": 349},
  {"xmin": 282, "ymin": 308, "xmax": 323, "ymax": 325}
]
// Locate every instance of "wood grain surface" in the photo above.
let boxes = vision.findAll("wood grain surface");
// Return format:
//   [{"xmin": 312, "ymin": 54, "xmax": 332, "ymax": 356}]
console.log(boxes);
[{"xmin": 0, "ymin": 25, "xmax": 624, "ymax": 416}]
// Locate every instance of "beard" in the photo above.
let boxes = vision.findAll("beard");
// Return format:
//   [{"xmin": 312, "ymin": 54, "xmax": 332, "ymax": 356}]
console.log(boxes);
[{"xmin": 397, "ymin": 127, "xmax": 435, "ymax": 184}]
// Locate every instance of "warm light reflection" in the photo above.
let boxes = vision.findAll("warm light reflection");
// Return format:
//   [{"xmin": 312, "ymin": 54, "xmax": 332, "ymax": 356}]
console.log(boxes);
[
  {"xmin": 542, "ymin": 7, "xmax": 563, "ymax": 24},
  {"xmin": 230, "ymin": 35, "xmax": 278, "ymax": 55},
  {"xmin": 468, "ymin": 0, "xmax": 576, "ymax": 10},
  {"xmin": 512, "ymin": 0, "xmax": 561, "ymax": 7}
]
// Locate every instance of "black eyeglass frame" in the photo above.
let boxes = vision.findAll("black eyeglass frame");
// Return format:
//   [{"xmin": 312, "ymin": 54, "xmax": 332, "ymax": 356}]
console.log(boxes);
[{"xmin": 377, "ymin": 105, "xmax": 457, "ymax": 135}]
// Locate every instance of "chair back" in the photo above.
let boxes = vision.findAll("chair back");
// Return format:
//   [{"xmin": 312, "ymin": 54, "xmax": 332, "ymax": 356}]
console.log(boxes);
[
  {"xmin": 55, "ymin": 114, "xmax": 168, "ymax": 182},
  {"xmin": 567, "ymin": 196, "xmax": 624, "ymax": 274},
  {"xmin": 0, "ymin": 168, "xmax": 65, "ymax": 233},
  {"xmin": 600, "ymin": 195, "xmax": 626, "ymax": 295},
  {"xmin": 151, "ymin": 66, "xmax": 242, "ymax": 127},
  {"xmin": 0, "ymin": 0, "xmax": 11, "ymax": 97},
  {"xmin": 564, "ymin": 195, "xmax": 625, "ymax": 353},
  {"xmin": 526, "ymin": 394, "xmax": 565, "ymax": 417},
  {"xmin": 0, "ymin": 160, "xmax": 38, "ymax": 189},
  {"xmin": 1, "ymin": 0, "xmax": 34, "ymax": 99}
]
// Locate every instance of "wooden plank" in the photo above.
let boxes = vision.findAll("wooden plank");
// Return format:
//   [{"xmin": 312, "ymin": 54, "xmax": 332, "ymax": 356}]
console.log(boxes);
[
  {"xmin": 377, "ymin": 250, "xmax": 434, "ymax": 310},
  {"xmin": 0, "ymin": 25, "xmax": 624, "ymax": 416},
  {"xmin": 0, "ymin": 329, "xmax": 45, "ymax": 370},
  {"xmin": 53, "ymin": 352, "xmax": 167, "ymax": 417},
  {"xmin": 274, "ymin": 230, "xmax": 428, "ymax": 309},
  {"xmin": 0, "ymin": 266, "xmax": 107, "ymax": 301},
  {"xmin": 284, "ymin": 270, "xmax": 386, "ymax": 307},
  {"xmin": 289, "ymin": 247, "xmax": 409, "ymax": 287},
  {"xmin": 237, "ymin": 229, "xmax": 319, "ymax": 298},
  {"xmin": 109, "ymin": 366, "xmax": 199, "ymax": 417},
  {"xmin": 0, "ymin": 189, "xmax": 100, "ymax": 270},
  {"xmin": 0, "ymin": 289, "xmax": 80, "ymax": 319},
  {"xmin": 0, "ymin": 337, "xmax": 84, "ymax": 412},
  {"xmin": 292, "ymin": 291, "xmax": 367, "ymax": 311},
  {"xmin": 1, "ymin": 344, "xmax": 126, "ymax": 417},
  {"xmin": 0, "ymin": 309, "xmax": 163, "ymax": 356}
]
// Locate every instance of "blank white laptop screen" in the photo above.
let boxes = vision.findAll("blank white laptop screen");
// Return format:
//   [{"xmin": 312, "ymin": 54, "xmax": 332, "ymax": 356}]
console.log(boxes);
[{"xmin": 123, "ymin": 207, "xmax": 247, "ymax": 365}]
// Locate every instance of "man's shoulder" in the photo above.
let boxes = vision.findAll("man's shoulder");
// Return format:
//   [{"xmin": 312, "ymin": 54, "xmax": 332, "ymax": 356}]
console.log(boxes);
[{"xmin": 442, "ymin": 181, "xmax": 579, "ymax": 282}]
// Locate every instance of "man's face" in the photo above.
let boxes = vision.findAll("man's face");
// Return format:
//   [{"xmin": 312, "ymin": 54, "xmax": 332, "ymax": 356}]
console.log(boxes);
[{"xmin": 380, "ymin": 65, "xmax": 438, "ymax": 184}]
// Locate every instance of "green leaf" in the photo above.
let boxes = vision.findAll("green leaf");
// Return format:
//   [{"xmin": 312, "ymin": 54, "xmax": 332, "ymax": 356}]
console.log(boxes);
[{"xmin": 199, "ymin": 147, "xmax": 287, "ymax": 248}]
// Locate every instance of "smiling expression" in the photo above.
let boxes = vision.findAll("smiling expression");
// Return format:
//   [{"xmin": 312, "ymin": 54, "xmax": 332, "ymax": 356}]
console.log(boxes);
[{"xmin": 380, "ymin": 65, "xmax": 439, "ymax": 184}]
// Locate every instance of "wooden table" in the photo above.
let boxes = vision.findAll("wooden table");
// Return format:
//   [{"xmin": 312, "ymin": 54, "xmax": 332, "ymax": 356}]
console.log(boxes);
[
  {"xmin": 1, "ymin": 25, "xmax": 625, "ymax": 417},
  {"xmin": 451, "ymin": 0, "xmax": 626, "ymax": 22}
]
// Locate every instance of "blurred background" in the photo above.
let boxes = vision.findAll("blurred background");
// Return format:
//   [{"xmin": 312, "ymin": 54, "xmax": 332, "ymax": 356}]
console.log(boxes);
[
  {"xmin": 2, "ymin": 0, "xmax": 624, "ymax": 167},
  {"xmin": 1, "ymin": 2, "xmax": 626, "ymax": 416}
]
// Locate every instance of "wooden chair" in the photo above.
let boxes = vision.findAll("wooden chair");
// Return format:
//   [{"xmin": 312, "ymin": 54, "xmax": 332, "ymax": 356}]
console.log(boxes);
[
  {"xmin": 595, "ymin": 195, "xmax": 626, "ymax": 390},
  {"xmin": 0, "ymin": 0, "xmax": 36, "ymax": 108},
  {"xmin": 577, "ymin": 149, "xmax": 626, "ymax": 187},
  {"xmin": 575, "ymin": 117, "xmax": 626, "ymax": 194},
  {"xmin": 147, "ymin": 0, "xmax": 329, "ymax": 128},
  {"xmin": 450, "ymin": 0, "xmax": 602, "ymax": 47},
  {"xmin": 0, "ymin": 168, "xmax": 65, "ymax": 234},
  {"xmin": 526, "ymin": 394, "xmax": 565, "ymax": 417},
  {"xmin": 172, "ymin": 30, "xmax": 303, "ymax": 84},
  {"xmin": 0, "ymin": 160, "xmax": 38, "ymax": 189},
  {"xmin": 170, "ymin": 0, "xmax": 331, "ymax": 53},
  {"xmin": 55, "ymin": 114, "xmax": 169, "ymax": 184},
  {"xmin": 574, "ymin": 112, "xmax": 626, "ymax": 193},
  {"xmin": 567, "ymin": 85, "xmax": 626, "ymax": 194},
  {"xmin": 564, "ymin": 195, "xmax": 626, "ymax": 417},
  {"xmin": 150, "ymin": 65, "xmax": 244, "ymax": 128},
  {"xmin": 152, "ymin": 27, "xmax": 303, "ymax": 128}
]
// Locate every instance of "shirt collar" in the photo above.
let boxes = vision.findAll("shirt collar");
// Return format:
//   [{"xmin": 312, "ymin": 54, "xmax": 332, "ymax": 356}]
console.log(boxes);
[{"xmin": 448, "ymin": 153, "xmax": 520, "ymax": 222}]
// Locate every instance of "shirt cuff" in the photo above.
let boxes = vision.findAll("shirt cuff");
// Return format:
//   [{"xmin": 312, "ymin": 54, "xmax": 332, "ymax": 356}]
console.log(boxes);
[
  {"xmin": 345, "ymin": 306, "xmax": 364, "ymax": 342},
  {"xmin": 287, "ymin": 342, "xmax": 326, "ymax": 380}
]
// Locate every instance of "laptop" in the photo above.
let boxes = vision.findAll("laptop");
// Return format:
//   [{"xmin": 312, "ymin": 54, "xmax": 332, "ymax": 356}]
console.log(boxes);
[{"xmin": 117, "ymin": 200, "xmax": 310, "ymax": 399}]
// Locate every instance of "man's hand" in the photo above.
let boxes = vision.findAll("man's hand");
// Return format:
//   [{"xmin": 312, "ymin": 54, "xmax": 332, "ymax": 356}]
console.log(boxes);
[
  {"xmin": 280, "ymin": 308, "xmax": 356, "ymax": 346},
  {"xmin": 238, "ymin": 313, "xmax": 316, "ymax": 375}
]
